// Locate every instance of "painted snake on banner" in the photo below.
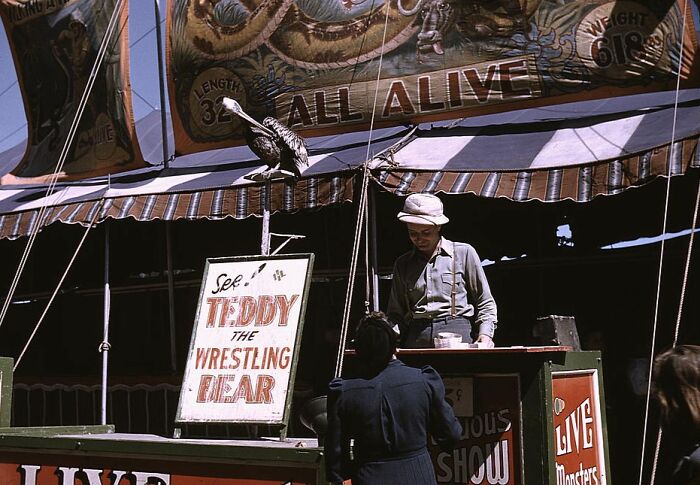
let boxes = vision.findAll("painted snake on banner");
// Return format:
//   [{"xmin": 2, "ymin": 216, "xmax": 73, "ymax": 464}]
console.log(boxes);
[{"xmin": 186, "ymin": 0, "xmax": 543, "ymax": 68}]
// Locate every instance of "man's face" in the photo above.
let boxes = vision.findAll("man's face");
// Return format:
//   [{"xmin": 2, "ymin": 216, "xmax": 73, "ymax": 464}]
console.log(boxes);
[{"xmin": 406, "ymin": 223, "xmax": 441, "ymax": 256}]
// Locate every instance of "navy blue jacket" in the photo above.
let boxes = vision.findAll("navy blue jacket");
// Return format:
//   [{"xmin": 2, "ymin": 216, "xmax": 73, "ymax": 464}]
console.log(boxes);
[{"xmin": 325, "ymin": 359, "xmax": 462, "ymax": 484}]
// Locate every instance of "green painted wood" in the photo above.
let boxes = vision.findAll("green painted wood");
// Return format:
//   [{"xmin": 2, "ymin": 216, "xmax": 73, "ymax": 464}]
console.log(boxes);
[
  {"xmin": 388, "ymin": 349, "xmax": 611, "ymax": 485},
  {"xmin": 520, "ymin": 360, "xmax": 549, "ymax": 484},
  {"xmin": 0, "ymin": 357, "xmax": 13, "ymax": 428},
  {"xmin": 0, "ymin": 425, "xmax": 114, "ymax": 437},
  {"xmin": 0, "ymin": 433, "xmax": 323, "ymax": 465}
]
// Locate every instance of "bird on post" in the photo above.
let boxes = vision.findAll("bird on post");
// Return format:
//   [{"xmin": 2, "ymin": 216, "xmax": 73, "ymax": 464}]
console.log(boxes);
[{"xmin": 222, "ymin": 97, "xmax": 308, "ymax": 177}]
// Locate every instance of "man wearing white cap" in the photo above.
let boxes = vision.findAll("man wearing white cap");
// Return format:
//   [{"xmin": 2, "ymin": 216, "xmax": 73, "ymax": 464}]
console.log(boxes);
[{"xmin": 387, "ymin": 194, "xmax": 498, "ymax": 348}]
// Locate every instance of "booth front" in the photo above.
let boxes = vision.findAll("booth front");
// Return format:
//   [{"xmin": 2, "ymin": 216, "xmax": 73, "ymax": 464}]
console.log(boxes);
[{"xmin": 0, "ymin": 345, "xmax": 611, "ymax": 484}]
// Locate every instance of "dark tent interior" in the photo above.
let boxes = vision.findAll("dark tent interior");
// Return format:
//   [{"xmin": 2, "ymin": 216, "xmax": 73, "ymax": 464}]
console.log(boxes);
[{"xmin": 0, "ymin": 167, "xmax": 698, "ymax": 482}]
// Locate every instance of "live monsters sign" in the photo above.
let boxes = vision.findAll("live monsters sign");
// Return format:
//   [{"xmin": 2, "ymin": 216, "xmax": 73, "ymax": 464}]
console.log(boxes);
[
  {"xmin": 177, "ymin": 254, "xmax": 314, "ymax": 425},
  {"xmin": 167, "ymin": 0, "xmax": 699, "ymax": 155},
  {"xmin": 551, "ymin": 371, "xmax": 607, "ymax": 485}
]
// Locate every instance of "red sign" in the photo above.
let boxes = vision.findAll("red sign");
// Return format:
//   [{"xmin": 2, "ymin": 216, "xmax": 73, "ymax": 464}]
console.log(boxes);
[
  {"xmin": 0, "ymin": 462, "xmax": 314, "ymax": 485},
  {"xmin": 551, "ymin": 371, "xmax": 607, "ymax": 485},
  {"xmin": 431, "ymin": 374, "xmax": 522, "ymax": 485}
]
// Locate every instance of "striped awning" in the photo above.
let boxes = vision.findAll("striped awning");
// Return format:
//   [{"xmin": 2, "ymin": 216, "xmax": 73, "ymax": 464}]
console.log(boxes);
[
  {"xmin": 0, "ymin": 123, "xmax": 413, "ymax": 239},
  {"xmin": 376, "ymin": 135, "xmax": 700, "ymax": 202},
  {"xmin": 0, "ymin": 172, "xmax": 354, "ymax": 239},
  {"xmin": 372, "ymin": 89, "xmax": 700, "ymax": 202},
  {"xmin": 0, "ymin": 173, "xmax": 356, "ymax": 240}
]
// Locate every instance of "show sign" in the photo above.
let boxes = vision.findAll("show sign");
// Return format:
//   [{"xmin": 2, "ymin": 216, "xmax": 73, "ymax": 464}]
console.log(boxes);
[
  {"xmin": 431, "ymin": 375, "xmax": 523, "ymax": 485},
  {"xmin": 551, "ymin": 371, "xmax": 607, "ymax": 485},
  {"xmin": 176, "ymin": 254, "xmax": 314, "ymax": 425},
  {"xmin": 0, "ymin": 462, "xmax": 315, "ymax": 484}
]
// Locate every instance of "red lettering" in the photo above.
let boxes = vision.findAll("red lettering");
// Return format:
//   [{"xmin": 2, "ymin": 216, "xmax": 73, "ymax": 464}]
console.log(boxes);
[
  {"xmin": 236, "ymin": 296, "xmax": 257, "ymax": 326},
  {"xmin": 382, "ymin": 81, "xmax": 415, "ymax": 117},
  {"xmin": 219, "ymin": 297, "xmax": 238, "ymax": 327},
  {"xmin": 315, "ymin": 91, "xmax": 338, "ymax": 124},
  {"xmin": 205, "ymin": 298, "xmax": 222, "ymax": 327},
  {"xmin": 195, "ymin": 347, "xmax": 210, "ymax": 369},
  {"xmin": 447, "ymin": 71, "xmax": 462, "ymax": 108},
  {"xmin": 196, "ymin": 375, "xmax": 214, "ymax": 402},
  {"xmin": 287, "ymin": 95, "xmax": 313, "ymax": 127},
  {"xmin": 208, "ymin": 347, "xmax": 221, "ymax": 369},
  {"xmin": 256, "ymin": 295, "xmax": 277, "ymax": 326},
  {"xmin": 418, "ymin": 76, "xmax": 445, "ymax": 112},
  {"xmin": 500, "ymin": 60, "xmax": 531, "ymax": 99},
  {"xmin": 463, "ymin": 65, "xmax": 497, "ymax": 103},
  {"xmin": 339, "ymin": 87, "xmax": 363, "ymax": 122},
  {"xmin": 256, "ymin": 375, "xmax": 275, "ymax": 404},
  {"xmin": 233, "ymin": 374, "xmax": 254, "ymax": 403},
  {"xmin": 276, "ymin": 294, "xmax": 299, "ymax": 326}
]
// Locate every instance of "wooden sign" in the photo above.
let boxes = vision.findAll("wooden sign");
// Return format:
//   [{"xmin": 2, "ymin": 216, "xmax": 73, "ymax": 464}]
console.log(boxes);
[
  {"xmin": 431, "ymin": 374, "xmax": 523, "ymax": 484},
  {"xmin": 176, "ymin": 254, "xmax": 314, "ymax": 426},
  {"xmin": 551, "ymin": 370, "xmax": 607, "ymax": 485}
]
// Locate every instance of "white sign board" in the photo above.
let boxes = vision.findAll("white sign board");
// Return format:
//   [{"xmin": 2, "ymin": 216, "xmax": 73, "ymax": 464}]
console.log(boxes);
[{"xmin": 176, "ymin": 254, "xmax": 314, "ymax": 424}]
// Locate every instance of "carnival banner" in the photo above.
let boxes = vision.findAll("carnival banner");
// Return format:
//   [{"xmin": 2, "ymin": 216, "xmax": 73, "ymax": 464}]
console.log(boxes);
[
  {"xmin": 177, "ymin": 254, "xmax": 313, "ymax": 425},
  {"xmin": 0, "ymin": 0, "xmax": 145, "ymax": 184},
  {"xmin": 167, "ymin": 0, "xmax": 699, "ymax": 155}
]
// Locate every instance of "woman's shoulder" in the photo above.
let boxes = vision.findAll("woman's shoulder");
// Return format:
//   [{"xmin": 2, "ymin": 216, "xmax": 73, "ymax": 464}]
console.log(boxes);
[{"xmin": 418, "ymin": 365, "xmax": 447, "ymax": 387}]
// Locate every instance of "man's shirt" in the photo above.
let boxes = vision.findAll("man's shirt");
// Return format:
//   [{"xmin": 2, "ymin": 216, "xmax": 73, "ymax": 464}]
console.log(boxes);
[{"xmin": 387, "ymin": 237, "xmax": 498, "ymax": 338}]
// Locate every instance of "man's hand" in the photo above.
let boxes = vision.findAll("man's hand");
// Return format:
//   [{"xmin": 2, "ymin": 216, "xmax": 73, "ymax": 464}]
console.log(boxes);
[{"xmin": 475, "ymin": 334, "xmax": 495, "ymax": 348}]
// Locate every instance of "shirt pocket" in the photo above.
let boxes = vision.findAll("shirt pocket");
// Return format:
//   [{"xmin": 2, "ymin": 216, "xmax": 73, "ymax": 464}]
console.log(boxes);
[{"xmin": 441, "ymin": 273, "xmax": 464, "ymax": 291}]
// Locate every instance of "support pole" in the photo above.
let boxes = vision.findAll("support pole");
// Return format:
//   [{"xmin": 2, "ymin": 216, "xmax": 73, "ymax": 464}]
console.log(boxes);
[
  {"xmin": 154, "ymin": 0, "xmax": 169, "ymax": 168},
  {"xmin": 368, "ymin": 185, "xmax": 380, "ymax": 312},
  {"xmin": 261, "ymin": 178, "xmax": 271, "ymax": 256},
  {"xmin": 165, "ymin": 224, "xmax": 177, "ymax": 373},
  {"xmin": 100, "ymin": 222, "xmax": 111, "ymax": 425},
  {"xmin": 155, "ymin": 0, "xmax": 177, "ymax": 373}
]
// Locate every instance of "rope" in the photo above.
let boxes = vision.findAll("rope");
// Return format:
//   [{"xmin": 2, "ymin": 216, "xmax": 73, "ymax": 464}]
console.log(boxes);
[
  {"xmin": 14, "ymin": 199, "xmax": 105, "ymax": 371},
  {"xmin": 640, "ymin": 2, "xmax": 688, "ymax": 483},
  {"xmin": 364, "ymin": 183, "xmax": 371, "ymax": 314},
  {"xmin": 0, "ymin": 123, "xmax": 27, "ymax": 145},
  {"xmin": 335, "ymin": 168, "xmax": 371, "ymax": 378},
  {"xmin": 672, "ymin": 174, "xmax": 700, "ymax": 345},
  {"xmin": 0, "ymin": 80, "xmax": 18, "ymax": 99},
  {"xmin": 649, "ymin": 92, "xmax": 700, "ymax": 483},
  {"xmin": 334, "ymin": 1, "xmax": 392, "ymax": 378},
  {"xmin": 0, "ymin": 0, "xmax": 126, "ymax": 331}
]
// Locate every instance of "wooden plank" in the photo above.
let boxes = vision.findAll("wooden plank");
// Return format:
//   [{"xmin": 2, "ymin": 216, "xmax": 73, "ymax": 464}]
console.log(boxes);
[{"xmin": 0, "ymin": 425, "xmax": 114, "ymax": 437}]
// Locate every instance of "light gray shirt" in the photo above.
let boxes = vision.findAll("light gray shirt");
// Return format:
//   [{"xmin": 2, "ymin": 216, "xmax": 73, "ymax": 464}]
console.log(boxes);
[{"xmin": 387, "ymin": 237, "xmax": 498, "ymax": 338}]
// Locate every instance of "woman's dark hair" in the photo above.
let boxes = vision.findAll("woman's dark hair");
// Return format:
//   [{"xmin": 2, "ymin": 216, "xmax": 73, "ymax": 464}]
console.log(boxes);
[
  {"xmin": 653, "ymin": 345, "xmax": 700, "ymax": 434},
  {"xmin": 354, "ymin": 312, "xmax": 398, "ymax": 374}
]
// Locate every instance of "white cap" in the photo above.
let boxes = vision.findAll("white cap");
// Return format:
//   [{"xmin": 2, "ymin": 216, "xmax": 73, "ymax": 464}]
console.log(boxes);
[{"xmin": 397, "ymin": 193, "xmax": 449, "ymax": 226}]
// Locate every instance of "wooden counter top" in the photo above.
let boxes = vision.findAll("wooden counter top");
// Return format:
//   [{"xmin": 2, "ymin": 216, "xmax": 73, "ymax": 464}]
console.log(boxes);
[{"xmin": 345, "ymin": 345, "xmax": 572, "ymax": 356}]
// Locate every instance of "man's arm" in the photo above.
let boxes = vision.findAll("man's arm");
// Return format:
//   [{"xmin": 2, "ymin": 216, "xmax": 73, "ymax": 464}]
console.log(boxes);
[{"xmin": 463, "ymin": 245, "xmax": 498, "ymax": 347}]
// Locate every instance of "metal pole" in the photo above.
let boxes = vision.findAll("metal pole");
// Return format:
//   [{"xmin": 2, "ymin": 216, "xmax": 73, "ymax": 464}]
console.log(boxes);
[
  {"xmin": 368, "ymin": 185, "xmax": 380, "ymax": 312},
  {"xmin": 165, "ymin": 223, "xmax": 177, "ymax": 372},
  {"xmin": 156, "ymin": 0, "xmax": 177, "ymax": 373},
  {"xmin": 100, "ymin": 222, "xmax": 111, "ymax": 425},
  {"xmin": 154, "ymin": 0, "xmax": 170, "ymax": 168},
  {"xmin": 261, "ymin": 178, "xmax": 271, "ymax": 255}
]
